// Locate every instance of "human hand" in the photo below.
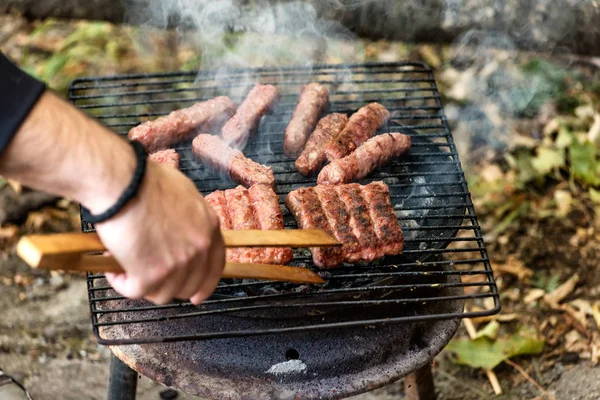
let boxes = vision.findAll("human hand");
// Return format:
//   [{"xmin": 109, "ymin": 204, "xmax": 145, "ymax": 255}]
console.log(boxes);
[{"xmin": 93, "ymin": 161, "xmax": 225, "ymax": 305}]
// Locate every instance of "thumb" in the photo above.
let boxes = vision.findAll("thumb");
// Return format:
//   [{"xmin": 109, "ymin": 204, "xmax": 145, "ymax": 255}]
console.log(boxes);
[{"xmin": 105, "ymin": 272, "xmax": 146, "ymax": 300}]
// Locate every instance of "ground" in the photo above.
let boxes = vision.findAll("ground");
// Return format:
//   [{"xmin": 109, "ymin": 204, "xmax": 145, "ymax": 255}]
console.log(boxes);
[{"xmin": 0, "ymin": 11, "xmax": 599, "ymax": 400}]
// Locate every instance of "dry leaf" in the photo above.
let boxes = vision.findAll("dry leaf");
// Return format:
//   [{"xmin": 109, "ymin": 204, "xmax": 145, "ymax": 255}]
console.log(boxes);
[
  {"xmin": 565, "ymin": 330, "xmax": 582, "ymax": 347},
  {"xmin": 592, "ymin": 302, "xmax": 600, "ymax": 330},
  {"xmin": 561, "ymin": 304, "xmax": 589, "ymax": 333},
  {"xmin": 575, "ymin": 104, "xmax": 595, "ymax": 120},
  {"xmin": 0, "ymin": 225, "xmax": 19, "ymax": 241},
  {"xmin": 592, "ymin": 333, "xmax": 600, "ymax": 366},
  {"xmin": 483, "ymin": 296, "xmax": 495, "ymax": 311},
  {"xmin": 543, "ymin": 118, "xmax": 560, "ymax": 136},
  {"xmin": 470, "ymin": 313, "xmax": 520, "ymax": 324},
  {"xmin": 543, "ymin": 274, "xmax": 580, "ymax": 307},
  {"xmin": 588, "ymin": 114, "xmax": 600, "ymax": 147},
  {"xmin": 569, "ymin": 299, "xmax": 594, "ymax": 316},
  {"xmin": 8, "ymin": 179, "xmax": 22, "ymax": 194},
  {"xmin": 25, "ymin": 211, "xmax": 51, "ymax": 230},
  {"xmin": 554, "ymin": 190, "xmax": 573, "ymax": 217},
  {"xmin": 503, "ymin": 288, "xmax": 521, "ymax": 302},
  {"xmin": 480, "ymin": 164, "xmax": 504, "ymax": 182},
  {"xmin": 512, "ymin": 134, "xmax": 539, "ymax": 149},
  {"xmin": 13, "ymin": 274, "xmax": 33, "ymax": 286},
  {"xmin": 524, "ymin": 288, "xmax": 546, "ymax": 304},
  {"xmin": 493, "ymin": 257, "xmax": 534, "ymax": 282}
]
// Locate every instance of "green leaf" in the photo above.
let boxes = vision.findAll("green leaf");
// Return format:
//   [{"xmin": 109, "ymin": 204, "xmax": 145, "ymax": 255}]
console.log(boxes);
[
  {"xmin": 514, "ymin": 149, "xmax": 537, "ymax": 183},
  {"xmin": 546, "ymin": 274, "xmax": 562, "ymax": 292},
  {"xmin": 41, "ymin": 53, "xmax": 69, "ymax": 83},
  {"xmin": 555, "ymin": 127, "xmax": 573, "ymax": 148},
  {"xmin": 590, "ymin": 188, "xmax": 600, "ymax": 204},
  {"xmin": 474, "ymin": 320, "xmax": 500, "ymax": 341},
  {"xmin": 531, "ymin": 147, "xmax": 565, "ymax": 175},
  {"xmin": 446, "ymin": 329, "xmax": 544, "ymax": 370},
  {"xmin": 569, "ymin": 138, "xmax": 600, "ymax": 186}
]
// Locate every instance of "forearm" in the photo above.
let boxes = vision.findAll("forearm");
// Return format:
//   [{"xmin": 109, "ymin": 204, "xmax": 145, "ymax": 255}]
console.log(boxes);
[{"xmin": 0, "ymin": 91, "xmax": 136, "ymax": 214}]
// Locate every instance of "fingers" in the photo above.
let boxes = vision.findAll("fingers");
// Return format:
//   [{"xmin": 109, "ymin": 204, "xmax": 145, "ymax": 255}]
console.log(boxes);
[
  {"xmin": 175, "ymin": 247, "xmax": 210, "ymax": 300},
  {"xmin": 190, "ymin": 230, "xmax": 226, "ymax": 305}
]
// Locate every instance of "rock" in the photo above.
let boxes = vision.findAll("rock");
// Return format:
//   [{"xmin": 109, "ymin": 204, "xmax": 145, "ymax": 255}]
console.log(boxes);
[
  {"xmin": 160, "ymin": 389, "xmax": 179, "ymax": 400},
  {"xmin": 49, "ymin": 274, "xmax": 68, "ymax": 291}
]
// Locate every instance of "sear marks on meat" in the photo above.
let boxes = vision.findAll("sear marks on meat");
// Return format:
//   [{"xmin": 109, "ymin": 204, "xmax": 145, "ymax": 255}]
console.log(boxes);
[
  {"xmin": 313, "ymin": 185, "xmax": 361, "ymax": 262},
  {"xmin": 248, "ymin": 184, "xmax": 294, "ymax": 265},
  {"xmin": 361, "ymin": 182, "xmax": 404, "ymax": 255},
  {"xmin": 225, "ymin": 186, "xmax": 263, "ymax": 263},
  {"xmin": 318, "ymin": 132, "xmax": 411, "ymax": 184},
  {"xmin": 204, "ymin": 190, "xmax": 239, "ymax": 262},
  {"xmin": 221, "ymin": 84, "xmax": 280, "ymax": 148},
  {"xmin": 286, "ymin": 182, "xmax": 404, "ymax": 268},
  {"xmin": 335, "ymin": 184, "xmax": 383, "ymax": 261},
  {"xmin": 192, "ymin": 134, "xmax": 275, "ymax": 189},
  {"xmin": 324, "ymin": 103, "xmax": 390, "ymax": 161},
  {"xmin": 285, "ymin": 188, "xmax": 345, "ymax": 269},
  {"xmin": 283, "ymin": 82, "xmax": 329, "ymax": 158},
  {"xmin": 128, "ymin": 96, "xmax": 236, "ymax": 153},
  {"xmin": 149, "ymin": 149, "xmax": 181, "ymax": 169},
  {"xmin": 206, "ymin": 185, "xmax": 292, "ymax": 265},
  {"xmin": 295, "ymin": 113, "xmax": 348, "ymax": 176}
]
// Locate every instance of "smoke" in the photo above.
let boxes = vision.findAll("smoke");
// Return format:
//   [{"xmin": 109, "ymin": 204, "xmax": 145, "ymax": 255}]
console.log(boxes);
[
  {"xmin": 125, "ymin": 0, "xmax": 361, "ymax": 74},
  {"xmin": 124, "ymin": 0, "xmax": 365, "ymax": 168},
  {"xmin": 440, "ymin": 26, "xmax": 569, "ymax": 164}
]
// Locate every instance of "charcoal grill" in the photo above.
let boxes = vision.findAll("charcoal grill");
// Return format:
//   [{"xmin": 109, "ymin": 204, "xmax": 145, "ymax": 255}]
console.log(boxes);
[{"xmin": 68, "ymin": 61, "xmax": 500, "ymax": 400}]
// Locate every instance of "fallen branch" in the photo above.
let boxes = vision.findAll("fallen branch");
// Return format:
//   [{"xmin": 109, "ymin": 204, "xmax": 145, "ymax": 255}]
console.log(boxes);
[
  {"xmin": 504, "ymin": 359, "xmax": 555, "ymax": 400},
  {"xmin": 464, "ymin": 318, "xmax": 502, "ymax": 395}
]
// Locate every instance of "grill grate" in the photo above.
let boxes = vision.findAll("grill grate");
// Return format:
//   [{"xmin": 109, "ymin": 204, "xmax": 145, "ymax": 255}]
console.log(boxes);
[{"xmin": 68, "ymin": 62, "xmax": 500, "ymax": 345}]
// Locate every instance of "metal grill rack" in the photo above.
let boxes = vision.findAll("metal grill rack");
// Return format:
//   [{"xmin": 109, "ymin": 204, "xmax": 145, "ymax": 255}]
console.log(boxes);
[{"xmin": 68, "ymin": 61, "xmax": 500, "ymax": 345}]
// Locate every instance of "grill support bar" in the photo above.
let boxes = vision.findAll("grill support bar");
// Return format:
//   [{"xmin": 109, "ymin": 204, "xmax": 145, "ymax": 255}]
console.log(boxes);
[
  {"xmin": 404, "ymin": 363, "xmax": 436, "ymax": 400},
  {"xmin": 108, "ymin": 354, "xmax": 138, "ymax": 400}
]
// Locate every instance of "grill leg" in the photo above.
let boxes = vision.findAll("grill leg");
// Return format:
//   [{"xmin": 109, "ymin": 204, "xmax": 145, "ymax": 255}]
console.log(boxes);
[
  {"xmin": 404, "ymin": 362, "xmax": 436, "ymax": 400},
  {"xmin": 108, "ymin": 353, "xmax": 138, "ymax": 400}
]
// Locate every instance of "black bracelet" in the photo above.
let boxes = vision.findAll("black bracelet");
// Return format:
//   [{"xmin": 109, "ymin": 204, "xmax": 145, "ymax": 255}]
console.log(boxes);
[{"xmin": 81, "ymin": 140, "xmax": 147, "ymax": 224}]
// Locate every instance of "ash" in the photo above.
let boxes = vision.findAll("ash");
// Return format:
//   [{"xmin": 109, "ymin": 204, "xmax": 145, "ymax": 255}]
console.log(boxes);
[{"xmin": 266, "ymin": 359, "xmax": 307, "ymax": 376}]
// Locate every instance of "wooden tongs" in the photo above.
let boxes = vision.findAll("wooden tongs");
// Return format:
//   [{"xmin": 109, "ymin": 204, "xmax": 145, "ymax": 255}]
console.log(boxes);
[{"xmin": 16, "ymin": 230, "xmax": 341, "ymax": 284}]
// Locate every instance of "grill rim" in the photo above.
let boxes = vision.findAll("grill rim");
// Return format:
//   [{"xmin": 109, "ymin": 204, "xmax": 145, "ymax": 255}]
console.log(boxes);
[{"xmin": 70, "ymin": 60, "xmax": 501, "ymax": 345}]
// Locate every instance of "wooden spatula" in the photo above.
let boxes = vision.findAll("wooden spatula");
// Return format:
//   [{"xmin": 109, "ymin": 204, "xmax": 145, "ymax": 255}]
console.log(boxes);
[{"xmin": 17, "ymin": 230, "xmax": 340, "ymax": 284}]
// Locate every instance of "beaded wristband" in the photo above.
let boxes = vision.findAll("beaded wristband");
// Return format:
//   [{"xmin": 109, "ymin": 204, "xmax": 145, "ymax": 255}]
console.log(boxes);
[{"xmin": 81, "ymin": 140, "xmax": 147, "ymax": 224}]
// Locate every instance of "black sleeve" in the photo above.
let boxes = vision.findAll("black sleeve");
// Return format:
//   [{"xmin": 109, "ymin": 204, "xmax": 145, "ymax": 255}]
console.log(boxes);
[{"xmin": 0, "ymin": 51, "xmax": 46, "ymax": 154}]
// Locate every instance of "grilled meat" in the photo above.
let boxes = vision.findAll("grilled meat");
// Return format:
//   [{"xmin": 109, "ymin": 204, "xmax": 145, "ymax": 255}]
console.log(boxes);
[
  {"xmin": 204, "ymin": 185, "xmax": 292, "ymax": 265},
  {"xmin": 318, "ymin": 132, "xmax": 411, "ymax": 184},
  {"xmin": 286, "ymin": 182, "xmax": 403, "ymax": 268},
  {"xmin": 192, "ymin": 134, "xmax": 275, "ymax": 189},
  {"xmin": 283, "ymin": 83, "xmax": 329, "ymax": 158},
  {"xmin": 361, "ymin": 182, "xmax": 404, "ymax": 255},
  {"xmin": 225, "ymin": 186, "xmax": 263, "ymax": 263},
  {"xmin": 295, "ymin": 113, "xmax": 348, "ymax": 176},
  {"xmin": 335, "ymin": 184, "xmax": 383, "ymax": 261},
  {"xmin": 285, "ymin": 187, "xmax": 345, "ymax": 268},
  {"xmin": 314, "ymin": 185, "xmax": 361, "ymax": 262},
  {"xmin": 204, "ymin": 190, "xmax": 239, "ymax": 262},
  {"xmin": 248, "ymin": 184, "xmax": 294, "ymax": 265},
  {"xmin": 128, "ymin": 96, "xmax": 235, "ymax": 153},
  {"xmin": 324, "ymin": 103, "xmax": 390, "ymax": 161},
  {"xmin": 221, "ymin": 84, "xmax": 280, "ymax": 148},
  {"xmin": 149, "ymin": 149, "xmax": 181, "ymax": 169}
]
